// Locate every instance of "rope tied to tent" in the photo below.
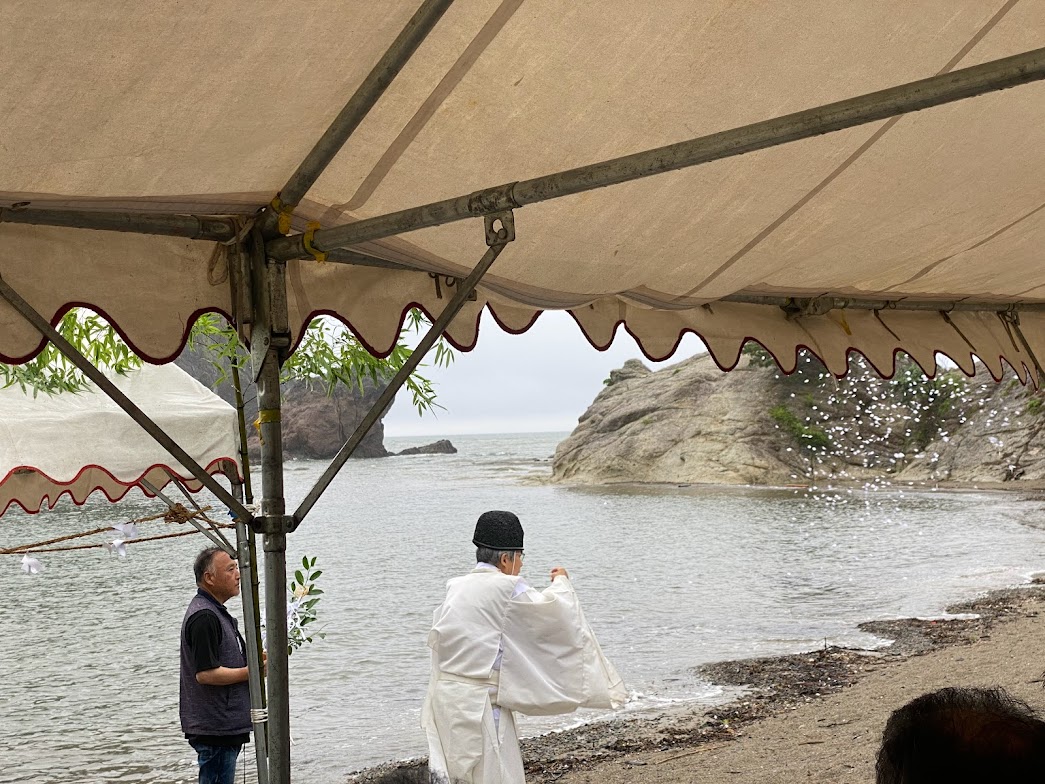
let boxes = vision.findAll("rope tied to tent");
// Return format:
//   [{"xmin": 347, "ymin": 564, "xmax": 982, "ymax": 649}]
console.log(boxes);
[
  {"xmin": 163, "ymin": 502, "xmax": 196, "ymax": 525},
  {"xmin": 0, "ymin": 505, "xmax": 231, "ymax": 555}
]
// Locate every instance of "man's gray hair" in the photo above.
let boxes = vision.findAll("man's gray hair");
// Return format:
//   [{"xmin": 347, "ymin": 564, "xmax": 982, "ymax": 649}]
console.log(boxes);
[
  {"xmin": 476, "ymin": 546, "xmax": 517, "ymax": 566},
  {"xmin": 194, "ymin": 546, "xmax": 224, "ymax": 584}
]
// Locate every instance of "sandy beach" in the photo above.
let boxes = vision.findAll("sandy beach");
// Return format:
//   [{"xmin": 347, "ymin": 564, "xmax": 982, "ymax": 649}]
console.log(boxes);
[{"xmin": 350, "ymin": 582, "xmax": 1045, "ymax": 784}]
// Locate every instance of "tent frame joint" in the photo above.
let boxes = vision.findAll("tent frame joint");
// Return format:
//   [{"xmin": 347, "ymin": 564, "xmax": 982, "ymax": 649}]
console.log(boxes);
[
  {"xmin": 484, "ymin": 210, "xmax": 515, "ymax": 246},
  {"xmin": 253, "ymin": 514, "xmax": 295, "ymax": 537}
]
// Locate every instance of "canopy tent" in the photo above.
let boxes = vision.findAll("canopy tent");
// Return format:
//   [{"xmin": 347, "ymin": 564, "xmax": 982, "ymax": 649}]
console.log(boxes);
[
  {"xmin": 3, "ymin": 2, "xmax": 1045, "ymax": 382},
  {"xmin": 3, "ymin": 2, "xmax": 1045, "ymax": 783},
  {"xmin": 0, "ymin": 363, "xmax": 240, "ymax": 515}
]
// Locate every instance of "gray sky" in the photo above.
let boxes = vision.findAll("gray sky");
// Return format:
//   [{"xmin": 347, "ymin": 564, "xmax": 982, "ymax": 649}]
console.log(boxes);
[{"xmin": 384, "ymin": 310, "xmax": 707, "ymax": 437}]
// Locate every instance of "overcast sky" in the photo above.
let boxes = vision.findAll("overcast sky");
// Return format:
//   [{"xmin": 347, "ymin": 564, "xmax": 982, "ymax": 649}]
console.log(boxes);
[{"xmin": 383, "ymin": 311, "xmax": 708, "ymax": 437}]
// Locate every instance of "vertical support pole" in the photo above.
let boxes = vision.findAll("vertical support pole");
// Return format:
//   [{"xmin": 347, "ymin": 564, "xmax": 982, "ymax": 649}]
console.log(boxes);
[
  {"xmin": 244, "ymin": 224, "xmax": 293, "ymax": 784},
  {"xmin": 258, "ymin": 350, "xmax": 290, "ymax": 784}
]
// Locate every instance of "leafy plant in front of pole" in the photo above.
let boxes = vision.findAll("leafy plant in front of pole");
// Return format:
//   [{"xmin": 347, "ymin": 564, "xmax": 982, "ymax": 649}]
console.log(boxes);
[{"xmin": 287, "ymin": 556, "xmax": 325, "ymax": 655}]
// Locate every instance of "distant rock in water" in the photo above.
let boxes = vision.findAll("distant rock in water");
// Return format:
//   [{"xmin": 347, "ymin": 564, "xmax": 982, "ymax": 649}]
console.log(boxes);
[
  {"xmin": 552, "ymin": 350, "xmax": 1045, "ymax": 486},
  {"xmin": 398, "ymin": 439, "xmax": 457, "ymax": 456}
]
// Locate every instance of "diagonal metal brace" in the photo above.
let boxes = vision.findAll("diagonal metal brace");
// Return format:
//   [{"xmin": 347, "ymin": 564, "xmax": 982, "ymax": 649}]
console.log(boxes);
[
  {"xmin": 0, "ymin": 275, "xmax": 254, "ymax": 525},
  {"xmin": 291, "ymin": 213, "xmax": 516, "ymax": 527},
  {"xmin": 139, "ymin": 477, "xmax": 235, "ymax": 554}
]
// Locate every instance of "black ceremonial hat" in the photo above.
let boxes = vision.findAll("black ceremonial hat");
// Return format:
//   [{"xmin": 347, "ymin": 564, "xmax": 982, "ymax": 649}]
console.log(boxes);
[{"xmin": 472, "ymin": 510, "xmax": 524, "ymax": 550}]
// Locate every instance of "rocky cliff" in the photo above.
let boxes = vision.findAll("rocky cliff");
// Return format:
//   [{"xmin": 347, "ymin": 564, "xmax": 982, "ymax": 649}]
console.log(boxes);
[
  {"xmin": 175, "ymin": 347, "xmax": 390, "ymax": 460},
  {"xmin": 551, "ymin": 349, "xmax": 1045, "ymax": 487}
]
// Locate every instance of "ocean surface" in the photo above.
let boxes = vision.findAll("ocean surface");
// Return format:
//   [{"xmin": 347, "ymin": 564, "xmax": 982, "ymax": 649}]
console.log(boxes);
[{"xmin": 3, "ymin": 431, "xmax": 1045, "ymax": 783}]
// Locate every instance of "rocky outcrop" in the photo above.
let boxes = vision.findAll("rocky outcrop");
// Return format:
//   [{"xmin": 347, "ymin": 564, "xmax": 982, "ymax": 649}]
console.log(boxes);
[
  {"xmin": 553, "ymin": 356, "xmax": 792, "ymax": 485},
  {"xmin": 551, "ymin": 350, "xmax": 1045, "ymax": 486},
  {"xmin": 175, "ymin": 347, "xmax": 389, "ymax": 460},
  {"xmin": 270, "ymin": 379, "xmax": 390, "ymax": 460},
  {"xmin": 398, "ymin": 439, "xmax": 457, "ymax": 456}
]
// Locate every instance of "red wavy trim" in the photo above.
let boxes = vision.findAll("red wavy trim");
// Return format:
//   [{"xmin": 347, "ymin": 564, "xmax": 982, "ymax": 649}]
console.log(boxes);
[
  {"xmin": 0, "ymin": 302, "xmax": 236, "ymax": 365},
  {"xmin": 2, "ymin": 302, "xmax": 1029, "ymax": 393},
  {"xmin": 0, "ymin": 457, "xmax": 241, "ymax": 517},
  {"xmin": 559, "ymin": 310, "xmax": 1030, "ymax": 385}
]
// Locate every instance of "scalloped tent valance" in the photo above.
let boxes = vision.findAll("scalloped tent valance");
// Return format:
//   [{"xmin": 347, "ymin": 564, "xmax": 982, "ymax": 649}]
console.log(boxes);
[
  {"xmin": 0, "ymin": 364, "xmax": 240, "ymax": 516},
  {"xmin": 2, "ymin": 2, "xmax": 1045, "ymax": 378}
]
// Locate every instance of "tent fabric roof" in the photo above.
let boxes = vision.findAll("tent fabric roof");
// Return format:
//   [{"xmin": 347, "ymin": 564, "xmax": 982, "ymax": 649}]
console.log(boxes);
[
  {"xmin": 2, "ymin": 1, "xmax": 1045, "ymax": 381},
  {"xmin": 0, "ymin": 364, "xmax": 240, "ymax": 515}
]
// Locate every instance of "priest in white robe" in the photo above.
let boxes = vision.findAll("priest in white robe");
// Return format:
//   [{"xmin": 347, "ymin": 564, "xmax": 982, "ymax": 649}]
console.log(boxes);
[{"xmin": 422, "ymin": 510, "xmax": 626, "ymax": 784}]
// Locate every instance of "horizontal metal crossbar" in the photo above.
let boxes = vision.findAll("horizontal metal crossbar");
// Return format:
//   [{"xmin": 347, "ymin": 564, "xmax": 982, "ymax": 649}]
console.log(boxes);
[
  {"xmin": 0, "ymin": 206, "xmax": 239, "ymax": 241},
  {"xmin": 721, "ymin": 293, "xmax": 1045, "ymax": 314},
  {"xmin": 266, "ymin": 46, "xmax": 1045, "ymax": 260}
]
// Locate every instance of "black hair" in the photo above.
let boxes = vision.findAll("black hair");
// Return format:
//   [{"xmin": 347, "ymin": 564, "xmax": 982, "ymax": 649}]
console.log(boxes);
[{"xmin": 876, "ymin": 686, "xmax": 1045, "ymax": 783}]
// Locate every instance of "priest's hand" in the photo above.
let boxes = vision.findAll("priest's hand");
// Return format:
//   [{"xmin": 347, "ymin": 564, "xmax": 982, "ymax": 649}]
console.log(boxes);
[{"xmin": 550, "ymin": 566, "xmax": 569, "ymax": 580}]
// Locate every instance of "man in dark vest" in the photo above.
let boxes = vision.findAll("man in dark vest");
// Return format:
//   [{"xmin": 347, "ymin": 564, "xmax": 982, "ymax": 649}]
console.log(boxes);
[{"xmin": 180, "ymin": 546, "xmax": 253, "ymax": 784}]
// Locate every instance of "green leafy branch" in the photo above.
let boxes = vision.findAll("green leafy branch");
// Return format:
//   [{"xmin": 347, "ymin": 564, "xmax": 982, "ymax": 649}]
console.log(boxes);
[
  {"xmin": 189, "ymin": 312, "xmax": 453, "ymax": 416},
  {"xmin": 0, "ymin": 310, "xmax": 142, "ymax": 396},
  {"xmin": 287, "ymin": 556, "xmax": 325, "ymax": 655}
]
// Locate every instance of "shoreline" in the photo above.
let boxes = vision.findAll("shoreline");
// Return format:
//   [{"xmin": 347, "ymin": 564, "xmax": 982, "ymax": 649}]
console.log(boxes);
[
  {"xmin": 347, "ymin": 580, "xmax": 1045, "ymax": 784},
  {"xmin": 540, "ymin": 476, "xmax": 1045, "ymax": 497}
]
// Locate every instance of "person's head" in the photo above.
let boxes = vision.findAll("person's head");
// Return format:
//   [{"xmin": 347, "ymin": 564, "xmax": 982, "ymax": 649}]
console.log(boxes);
[
  {"xmin": 193, "ymin": 547, "xmax": 240, "ymax": 604},
  {"xmin": 876, "ymin": 686, "xmax": 1045, "ymax": 783},
  {"xmin": 473, "ymin": 510, "xmax": 524, "ymax": 576}
]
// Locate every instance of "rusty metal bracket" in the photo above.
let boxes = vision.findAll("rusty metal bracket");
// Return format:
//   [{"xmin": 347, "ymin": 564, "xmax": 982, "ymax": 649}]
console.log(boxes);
[
  {"xmin": 484, "ymin": 210, "xmax": 515, "ymax": 246},
  {"xmin": 780, "ymin": 296, "xmax": 837, "ymax": 320},
  {"xmin": 429, "ymin": 272, "xmax": 477, "ymax": 301}
]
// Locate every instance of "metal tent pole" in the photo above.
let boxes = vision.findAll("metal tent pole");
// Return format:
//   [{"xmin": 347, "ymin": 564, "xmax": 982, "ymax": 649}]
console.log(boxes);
[
  {"xmin": 263, "ymin": 0, "xmax": 455, "ymax": 233},
  {"xmin": 266, "ymin": 46, "xmax": 1045, "ymax": 260},
  {"xmin": 719, "ymin": 293, "xmax": 1045, "ymax": 313},
  {"xmin": 256, "ymin": 347, "xmax": 291, "ymax": 784},
  {"xmin": 293, "ymin": 213, "xmax": 514, "ymax": 527},
  {"xmin": 0, "ymin": 276, "xmax": 253, "ymax": 523},
  {"xmin": 239, "ymin": 223, "xmax": 294, "ymax": 784},
  {"xmin": 0, "ymin": 207, "xmax": 239, "ymax": 240},
  {"xmin": 137, "ymin": 477, "xmax": 234, "ymax": 553}
]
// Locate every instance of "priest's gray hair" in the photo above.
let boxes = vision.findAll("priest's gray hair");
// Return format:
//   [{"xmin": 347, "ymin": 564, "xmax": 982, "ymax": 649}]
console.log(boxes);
[{"xmin": 476, "ymin": 546, "xmax": 517, "ymax": 566}]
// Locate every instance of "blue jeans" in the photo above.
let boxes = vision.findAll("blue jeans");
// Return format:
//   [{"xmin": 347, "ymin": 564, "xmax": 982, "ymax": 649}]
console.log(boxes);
[{"xmin": 190, "ymin": 742, "xmax": 241, "ymax": 784}]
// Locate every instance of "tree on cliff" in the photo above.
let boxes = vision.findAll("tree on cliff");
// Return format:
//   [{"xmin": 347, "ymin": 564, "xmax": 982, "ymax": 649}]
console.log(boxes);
[{"xmin": 0, "ymin": 308, "xmax": 451, "ymax": 416}]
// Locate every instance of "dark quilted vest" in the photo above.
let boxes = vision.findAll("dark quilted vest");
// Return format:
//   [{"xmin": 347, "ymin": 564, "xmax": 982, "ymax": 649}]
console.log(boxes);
[{"xmin": 179, "ymin": 591, "xmax": 252, "ymax": 736}]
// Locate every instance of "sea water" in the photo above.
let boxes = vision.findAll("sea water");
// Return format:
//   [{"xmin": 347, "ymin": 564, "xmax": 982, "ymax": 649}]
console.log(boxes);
[{"xmin": 2, "ymin": 432, "xmax": 1044, "ymax": 783}]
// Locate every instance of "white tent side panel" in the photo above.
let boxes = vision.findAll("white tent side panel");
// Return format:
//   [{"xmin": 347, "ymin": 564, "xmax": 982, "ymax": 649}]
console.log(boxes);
[{"xmin": 0, "ymin": 364, "xmax": 240, "ymax": 515}]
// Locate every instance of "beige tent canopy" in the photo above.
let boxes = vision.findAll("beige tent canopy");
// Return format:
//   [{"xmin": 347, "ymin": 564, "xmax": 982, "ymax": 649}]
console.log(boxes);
[
  {"xmin": 3, "ymin": 2, "xmax": 1045, "ymax": 381},
  {"xmin": 3, "ymin": 2, "xmax": 1045, "ymax": 782}
]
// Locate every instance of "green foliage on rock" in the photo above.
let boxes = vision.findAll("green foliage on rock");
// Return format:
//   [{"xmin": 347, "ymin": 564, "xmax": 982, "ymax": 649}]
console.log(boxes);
[
  {"xmin": 741, "ymin": 342, "xmax": 777, "ymax": 368},
  {"xmin": 769, "ymin": 404, "xmax": 833, "ymax": 453}
]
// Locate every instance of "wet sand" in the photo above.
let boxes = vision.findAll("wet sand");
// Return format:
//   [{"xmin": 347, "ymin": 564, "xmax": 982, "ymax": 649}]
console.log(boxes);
[{"xmin": 349, "ymin": 583, "xmax": 1045, "ymax": 784}]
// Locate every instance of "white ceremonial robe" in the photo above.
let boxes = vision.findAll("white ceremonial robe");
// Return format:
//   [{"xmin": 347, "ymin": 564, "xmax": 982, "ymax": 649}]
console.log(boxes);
[{"xmin": 422, "ymin": 567, "xmax": 625, "ymax": 784}]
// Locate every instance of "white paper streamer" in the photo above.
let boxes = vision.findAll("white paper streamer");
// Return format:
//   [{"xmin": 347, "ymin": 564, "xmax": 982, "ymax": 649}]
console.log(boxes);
[
  {"xmin": 104, "ymin": 539, "xmax": 127, "ymax": 558},
  {"xmin": 111, "ymin": 522, "xmax": 138, "ymax": 539}
]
